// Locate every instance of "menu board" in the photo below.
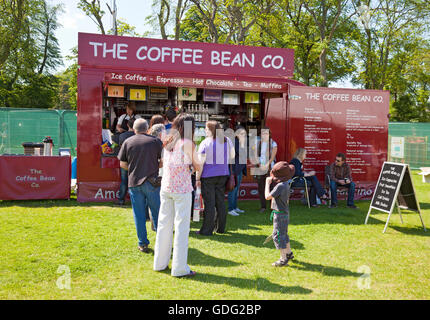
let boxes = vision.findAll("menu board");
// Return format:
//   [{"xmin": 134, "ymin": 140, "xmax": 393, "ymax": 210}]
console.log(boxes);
[
  {"xmin": 365, "ymin": 162, "xmax": 426, "ymax": 233},
  {"xmin": 371, "ymin": 162, "xmax": 405, "ymax": 213},
  {"xmin": 288, "ymin": 86, "xmax": 390, "ymax": 199},
  {"xmin": 149, "ymin": 87, "xmax": 168, "ymax": 100}
]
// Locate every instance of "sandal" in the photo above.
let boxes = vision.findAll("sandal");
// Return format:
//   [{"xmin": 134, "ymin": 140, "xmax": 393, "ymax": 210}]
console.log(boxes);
[{"xmin": 272, "ymin": 258, "xmax": 289, "ymax": 267}]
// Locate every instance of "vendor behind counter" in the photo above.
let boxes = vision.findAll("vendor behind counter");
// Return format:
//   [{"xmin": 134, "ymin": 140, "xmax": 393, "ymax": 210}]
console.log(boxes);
[{"xmin": 116, "ymin": 101, "xmax": 141, "ymax": 133}]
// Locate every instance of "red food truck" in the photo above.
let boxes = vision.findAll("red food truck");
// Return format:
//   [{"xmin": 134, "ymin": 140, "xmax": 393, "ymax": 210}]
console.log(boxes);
[{"xmin": 77, "ymin": 32, "xmax": 389, "ymax": 202}]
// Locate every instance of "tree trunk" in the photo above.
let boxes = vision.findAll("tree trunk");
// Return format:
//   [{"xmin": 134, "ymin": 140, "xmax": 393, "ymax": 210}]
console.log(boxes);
[
  {"xmin": 174, "ymin": 0, "xmax": 184, "ymax": 40},
  {"xmin": 319, "ymin": 49, "xmax": 328, "ymax": 87}
]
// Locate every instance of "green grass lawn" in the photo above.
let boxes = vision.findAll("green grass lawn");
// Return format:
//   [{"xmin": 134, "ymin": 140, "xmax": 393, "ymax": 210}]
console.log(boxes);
[{"xmin": 0, "ymin": 172, "xmax": 429, "ymax": 300}]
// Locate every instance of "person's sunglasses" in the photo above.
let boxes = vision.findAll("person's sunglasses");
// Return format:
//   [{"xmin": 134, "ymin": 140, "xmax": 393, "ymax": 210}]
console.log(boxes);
[{"xmin": 335, "ymin": 159, "xmax": 342, "ymax": 162}]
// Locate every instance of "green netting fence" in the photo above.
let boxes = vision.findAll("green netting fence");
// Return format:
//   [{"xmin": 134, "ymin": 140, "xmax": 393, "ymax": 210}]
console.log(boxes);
[
  {"xmin": 0, "ymin": 108, "xmax": 77, "ymax": 156},
  {"xmin": 1, "ymin": 108, "xmax": 429, "ymax": 169},
  {"xmin": 388, "ymin": 122, "xmax": 430, "ymax": 169}
]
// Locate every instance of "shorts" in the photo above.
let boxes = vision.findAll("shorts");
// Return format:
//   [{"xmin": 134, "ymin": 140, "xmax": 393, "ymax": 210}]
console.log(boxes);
[{"xmin": 272, "ymin": 210, "xmax": 290, "ymax": 250}]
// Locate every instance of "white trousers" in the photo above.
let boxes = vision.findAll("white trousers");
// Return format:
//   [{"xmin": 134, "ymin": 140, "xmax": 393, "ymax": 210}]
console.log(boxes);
[{"xmin": 153, "ymin": 190, "xmax": 192, "ymax": 277}]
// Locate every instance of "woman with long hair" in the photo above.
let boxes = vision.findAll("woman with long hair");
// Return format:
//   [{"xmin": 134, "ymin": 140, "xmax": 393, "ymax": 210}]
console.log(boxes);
[
  {"xmin": 290, "ymin": 147, "xmax": 329, "ymax": 207},
  {"xmin": 196, "ymin": 121, "xmax": 235, "ymax": 236},
  {"xmin": 153, "ymin": 114, "xmax": 200, "ymax": 277},
  {"xmin": 149, "ymin": 114, "xmax": 165, "ymax": 129}
]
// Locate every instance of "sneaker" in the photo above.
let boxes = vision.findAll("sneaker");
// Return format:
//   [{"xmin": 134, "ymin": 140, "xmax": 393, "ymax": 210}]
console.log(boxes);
[
  {"xmin": 235, "ymin": 208, "xmax": 245, "ymax": 213},
  {"xmin": 228, "ymin": 210, "xmax": 239, "ymax": 216},
  {"xmin": 348, "ymin": 205, "xmax": 358, "ymax": 209},
  {"xmin": 138, "ymin": 245, "xmax": 150, "ymax": 253},
  {"xmin": 329, "ymin": 203, "xmax": 337, "ymax": 208},
  {"xmin": 272, "ymin": 258, "xmax": 289, "ymax": 267},
  {"xmin": 287, "ymin": 252, "xmax": 295, "ymax": 260}
]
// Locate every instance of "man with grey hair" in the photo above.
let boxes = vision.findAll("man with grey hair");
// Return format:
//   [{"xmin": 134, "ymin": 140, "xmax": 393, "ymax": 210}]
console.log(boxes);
[
  {"xmin": 118, "ymin": 118, "xmax": 163, "ymax": 253},
  {"xmin": 148, "ymin": 123, "xmax": 166, "ymax": 140}
]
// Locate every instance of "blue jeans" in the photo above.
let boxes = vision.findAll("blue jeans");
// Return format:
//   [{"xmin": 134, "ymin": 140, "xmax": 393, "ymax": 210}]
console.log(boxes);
[
  {"xmin": 330, "ymin": 181, "xmax": 355, "ymax": 206},
  {"xmin": 129, "ymin": 181, "xmax": 161, "ymax": 246},
  {"xmin": 227, "ymin": 172, "xmax": 243, "ymax": 211},
  {"xmin": 119, "ymin": 168, "xmax": 128, "ymax": 202}
]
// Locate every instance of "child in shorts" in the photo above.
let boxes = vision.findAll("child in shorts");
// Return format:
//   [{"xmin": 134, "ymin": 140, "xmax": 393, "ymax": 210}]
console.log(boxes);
[{"xmin": 264, "ymin": 161, "xmax": 295, "ymax": 267}]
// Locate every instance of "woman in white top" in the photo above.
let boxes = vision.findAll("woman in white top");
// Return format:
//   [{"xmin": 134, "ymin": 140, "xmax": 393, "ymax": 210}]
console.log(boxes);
[{"xmin": 153, "ymin": 114, "xmax": 200, "ymax": 277}]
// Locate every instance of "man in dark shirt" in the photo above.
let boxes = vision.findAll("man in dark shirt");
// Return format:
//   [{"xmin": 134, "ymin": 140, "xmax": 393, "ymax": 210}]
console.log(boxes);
[
  {"xmin": 118, "ymin": 118, "xmax": 163, "ymax": 253},
  {"xmin": 329, "ymin": 152, "xmax": 357, "ymax": 209},
  {"xmin": 117, "ymin": 119, "xmax": 135, "ymax": 206},
  {"xmin": 119, "ymin": 119, "xmax": 135, "ymax": 146}
]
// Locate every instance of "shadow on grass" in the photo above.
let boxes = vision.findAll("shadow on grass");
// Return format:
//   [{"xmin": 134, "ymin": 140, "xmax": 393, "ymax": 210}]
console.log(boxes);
[
  {"xmin": 0, "ymin": 197, "xmax": 123, "ymax": 209},
  {"xmin": 186, "ymin": 273, "xmax": 312, "ymax": 295},
  {"xmin": 188, "ymin": 248, "xmax": 242, "ymax": 267},
  {"xmin": 389, "ymin": 225, "xmax": 429, "ymax": 237},
  {"xmin": 190, "ymin": 230, "xmax": 305, "ymax": 250},
  {"xmin": 418, "ymin": 202, "xmax": 430, "ymax": 210},
  {"xmin": 289, "ymin": 260, "xmax": 362, "ymax": 277}
]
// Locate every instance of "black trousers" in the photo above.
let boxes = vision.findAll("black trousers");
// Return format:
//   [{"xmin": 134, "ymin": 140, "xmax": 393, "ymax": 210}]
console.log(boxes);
[
  {"xmin": 291, "ymin": 175, "xmax": 327, "ymax": 206},
  {"xmin": 199, "ymin": 175, "xmax": 228, "ymax": 235},
  {"xmin": 190, "ymin": 173, "xmax": 196, "ymax": 218},
  {"xmin": 256, "ymin": 173, "xmax": 268, "ymax": 209}
]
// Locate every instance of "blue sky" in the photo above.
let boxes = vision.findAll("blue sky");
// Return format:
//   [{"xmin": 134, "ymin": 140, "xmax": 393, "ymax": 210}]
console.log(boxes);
[{"xmin": 54, "ymin": 0, "xmax": 155, "ymax": 71}]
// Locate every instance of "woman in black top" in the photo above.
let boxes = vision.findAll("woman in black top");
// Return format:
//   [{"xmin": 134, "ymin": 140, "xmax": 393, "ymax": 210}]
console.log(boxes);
[{"xmin": 290, "ymin": 148, "xmax": 328, "ymax": 207}]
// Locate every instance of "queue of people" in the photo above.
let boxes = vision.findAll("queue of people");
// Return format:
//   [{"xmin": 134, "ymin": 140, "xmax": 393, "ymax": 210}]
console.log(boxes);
[{"xmin": 116, "ymin": 108, "xmax": 358, "ymax": 272}]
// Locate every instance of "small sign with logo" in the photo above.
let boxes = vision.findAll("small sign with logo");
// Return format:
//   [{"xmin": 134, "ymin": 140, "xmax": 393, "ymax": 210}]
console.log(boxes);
[
  {"xmin": 390, "ymin": 136, "xmax": 404, "ymax": 158},
  {"xmin": 245, "ymin": 92, "xmax": 260, "ymax": 104},
  {"xmin": 204, "ymin": 89, "xmax": 222, "ymax": 102},
  {"xmin": 178, "ymin": 87, "xmax": 197, "ymax": 101},
  {"xmin": 107, "ymin": 85, "xmax": 124, "ymax": 97},
  {"xmin": 128, "ymin": 88, "xmax": 146, "ymax": 101},
  {"xmin": 222, "ymin": 92, "xmax": 240, "ymax": 105}
]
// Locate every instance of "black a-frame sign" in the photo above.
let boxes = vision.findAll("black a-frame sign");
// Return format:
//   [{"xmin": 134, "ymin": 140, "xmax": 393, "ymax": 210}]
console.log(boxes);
[{"xmin": 365, "ymin": 162, "xmax": 427, "ymax": 233}]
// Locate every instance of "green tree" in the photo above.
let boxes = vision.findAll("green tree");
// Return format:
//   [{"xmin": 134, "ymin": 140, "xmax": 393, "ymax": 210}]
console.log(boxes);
[
  {"xmin": 35, "ymin": 1, "xmax": 64, "ymax": 74},
  {"xmin": 146, "ymin": 0, "xmax": 190, "ymax": 40},
  {"xmin": 77, "ymin": 0, "xmax": 106, "ymax": 34},
  {"xmin": 350, "ymin": 0, "xmax": 430, "ymax": 121},
  {"xmin": 0, "ymin": 0, "xmax": 64, "ymax": 109},
  {"xmin": 56, "ymin": 47, "xmax": 78, "ymax": 110}
]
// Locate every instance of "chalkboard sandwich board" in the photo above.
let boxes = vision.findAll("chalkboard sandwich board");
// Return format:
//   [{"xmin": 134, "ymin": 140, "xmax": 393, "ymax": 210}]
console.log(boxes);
[{"xmin": 365, "ymin": 162, "xmax": 426, "ymax": 233}]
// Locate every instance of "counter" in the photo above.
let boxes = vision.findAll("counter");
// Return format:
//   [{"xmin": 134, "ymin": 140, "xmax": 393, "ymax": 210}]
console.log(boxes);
[{"xmin": 0, "ymin": 155, "xmax": 71, "ymax": 200}]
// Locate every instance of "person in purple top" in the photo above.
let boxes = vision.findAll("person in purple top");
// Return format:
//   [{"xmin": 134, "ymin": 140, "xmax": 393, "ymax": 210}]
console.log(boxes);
[{"xmin": 196, "ymin": 121, "xmax": 235, "ymax": 236}]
